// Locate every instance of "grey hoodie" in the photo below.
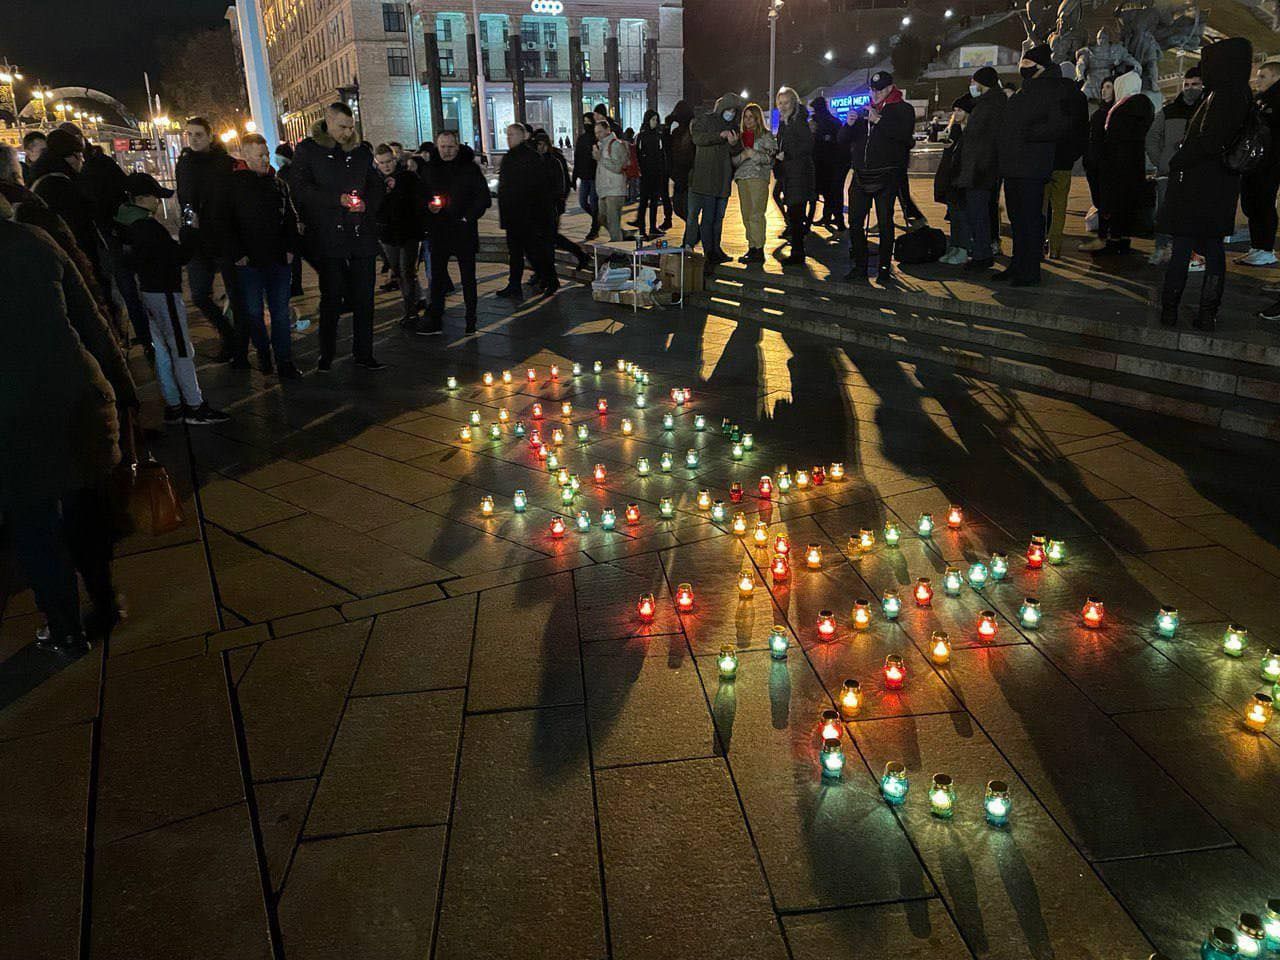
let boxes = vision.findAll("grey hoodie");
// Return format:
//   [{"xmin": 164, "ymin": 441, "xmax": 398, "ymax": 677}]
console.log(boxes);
[{"xmin": 690, "ymin": 93, "xmax": 746, "ymax": 198}]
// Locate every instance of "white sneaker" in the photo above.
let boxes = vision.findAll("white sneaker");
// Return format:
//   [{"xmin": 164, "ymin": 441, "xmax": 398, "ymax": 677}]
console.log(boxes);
[
  {"xmin": 939, "ymin": 247, "xmax": 967, "ymax": 265},
  {"xmin": 1238, "ymin": 249, "xmax": 1278, "ymax": 266},
  {"xmin": 1188, "ymin": 255, "xmax": 1206, "ymax": 273}
]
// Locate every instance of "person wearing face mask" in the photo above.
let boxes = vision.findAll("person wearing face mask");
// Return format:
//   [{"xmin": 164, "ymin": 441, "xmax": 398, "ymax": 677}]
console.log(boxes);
[
  {"xmin": 1084, "ymin": 70, "xmax": 1154, "ymax": 257},
  {"xmin": 1145, "ymin": 67, "xmax": 1203, "ymax": 265},
  {"xmin": 685, "ymin": 93, "xmax": 745, "ymax": 273},
  {"xmin": 994, "ymin": 45, "xmax": 1071, "ymax": 286},
  {"xmin": 838, "ymin": 70, "xmax": 916, "ymax": 285},
  {"xmin": 1160, "ymin": 37, "xmax": 1254, "ymax": 330},
  {"xmin": 635, "ymin": 110, "xmax": 672, "ymax": 239},
  {"xmin": 956, "ymin": 67, "xmax": 1006, "ymax": 271},
  {"xmin": 1043, "ymin": 62, "xmax": 1089, "ymax": 260},
  {"xmin": 1238, "ymin": 60, "xmax": 1280, "ymax": 268}
]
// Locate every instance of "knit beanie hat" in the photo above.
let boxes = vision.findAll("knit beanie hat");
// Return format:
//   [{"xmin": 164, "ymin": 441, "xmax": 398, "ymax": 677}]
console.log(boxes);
[
  {"xmin": 972, "ymin": 66, "xmax": 1000, "ymax": 89},
  {"xmin": 1025, "ymin": 45, "xmax": 1054, "ymax": 69}
]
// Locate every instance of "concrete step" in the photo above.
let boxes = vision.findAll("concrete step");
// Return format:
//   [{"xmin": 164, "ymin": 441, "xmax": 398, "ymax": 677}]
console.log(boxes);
[
  {"xmin": 689, "ymin": 281, "xmax": 1280, "ymax": 441},
  {"xmin": 703, "ymin": 264, "xmax": 1280, "ymax": 371},
  {"xmin": 702, "ymin": 274, "xmax": 1280, "ymax": 406}
]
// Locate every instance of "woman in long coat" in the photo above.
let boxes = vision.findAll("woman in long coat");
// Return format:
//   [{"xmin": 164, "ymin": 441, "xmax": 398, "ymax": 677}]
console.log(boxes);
[
  {"xmin": 1087, "ymin": 70, "xmax": 1154, "ymax": 253},
  {"xmin": 774, "ymin": 86, "xmax": 815, "ymax": 265}
]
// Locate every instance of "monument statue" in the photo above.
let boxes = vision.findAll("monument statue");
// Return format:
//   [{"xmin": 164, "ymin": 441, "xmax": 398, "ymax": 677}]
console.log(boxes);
[{"xmin": 1075, "ymin": 27, "xmax": 1142, "ymax": 99}]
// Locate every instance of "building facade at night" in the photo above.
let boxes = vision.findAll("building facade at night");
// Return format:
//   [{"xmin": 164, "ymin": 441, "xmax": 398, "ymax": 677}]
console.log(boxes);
[{"xmin": 259, "ymin": 0, "xmax": 683, "ymax": 152}]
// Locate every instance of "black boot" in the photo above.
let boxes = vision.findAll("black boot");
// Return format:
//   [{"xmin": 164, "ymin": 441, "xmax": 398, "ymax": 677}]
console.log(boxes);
[
  {"xmin": 1193, "ymin": 273, "xmax": 1224, "ymax": 332},
  {"xmin": 843, "ymin": 264, "xmax": 869, "ymax": 284},
  {"xmin": 1160, "ymin": 265, "xmax": 1187, "ymax": 328}
]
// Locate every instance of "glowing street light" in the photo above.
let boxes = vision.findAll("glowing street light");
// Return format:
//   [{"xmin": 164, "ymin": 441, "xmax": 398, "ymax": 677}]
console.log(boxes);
[
  {"xmin": 944, "ymin": 7, "xmax": 955, "ymax": 18},
  {"xmin": 866, "ymin": 43, "xmax": 878, "ymax": 56},
  {"xmin": 901, "ymin": 15, "xmax": 912, "ymax": 27},
  {"xmin": 740, "ymin": 89, "xmax": 749, "ymax": 99},
  {"xmin": 824, "ymin": 49, "xmax": 834, "ymax": 61}
]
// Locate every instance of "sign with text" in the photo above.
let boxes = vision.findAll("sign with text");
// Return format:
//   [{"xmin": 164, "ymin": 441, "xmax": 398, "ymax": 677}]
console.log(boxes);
[{"xmin": 827, "ymin": 91, "xmax": 872, "ymax": 122}]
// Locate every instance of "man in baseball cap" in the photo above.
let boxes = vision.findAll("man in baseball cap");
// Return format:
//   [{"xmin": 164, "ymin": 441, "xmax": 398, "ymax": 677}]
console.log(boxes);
[{"xmin": 124, "ymin": 171, "xmax": 174, "ymax": 199}]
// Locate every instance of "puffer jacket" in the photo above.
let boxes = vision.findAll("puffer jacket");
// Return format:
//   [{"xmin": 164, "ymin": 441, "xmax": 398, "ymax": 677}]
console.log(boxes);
[
  {"xmin": 1145, "ymin": 91, "xmax": 1199, "ymax": 177},
  {"xmin": 733, "ymin": 129, "xmax": 777, "ymax": 180},
  {"xmin": 290, "ymin": 120, "xmax": 384, "ymax": 258},
  {"xmin": 689, "ymin": 93, "xmax": 746, "ymax": 198}
]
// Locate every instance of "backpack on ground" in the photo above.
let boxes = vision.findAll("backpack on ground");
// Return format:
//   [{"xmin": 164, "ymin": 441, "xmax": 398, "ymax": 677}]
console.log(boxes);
[{"xmin": 894, "ymin": 225, "xmax": 947, "ymax": 264}]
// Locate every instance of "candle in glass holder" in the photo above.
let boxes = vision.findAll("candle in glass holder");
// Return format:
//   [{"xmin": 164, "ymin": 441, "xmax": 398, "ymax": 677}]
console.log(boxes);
[
  {"xmin": 917, "ymin": 513, "xmax": 935, "ymax": 538},
  {"xmin": 769, "ymin": 625, "xmax": 790, "ymax": 659},
  {"xmin": 771, "ymin": 555, "xmax": 791, "ymax": 581},
  {"xmin": 527, "ymin": 367, "xmax": 537, "ymax": 382},
  {"xmin": 742, "ymin": 432, "xmax": 754, "ymax": 450},
  {"xmin": 659, "ymin": 497, "xmax": 674, "ymax": 518},
  {"xmin": 1019, "ymin": 598, "xmax": 1041, "ymax": 629},
  {"xmin": 840, "ymin": 679, "xmax": 862, "ymax": 718},
  {"xmin": 446, "ymin": 375, "xmax": 459, "ymax": 390},
  {"xmin": 1026, "ymin": 535, "xmax": 1046, "ymax": 569},
  {"xmin": 711, "ymin": 500, "xmax": 726, "ymax": 522},
  {"xmin": 529, "ymin": 428, "xmax": 543, "ymax": 447},
  {"xmin": 593, "ymin": 360, "xmax": 603, "ymax": 374},
  {"xmin": 593, "ymin": 463, "xmax": 607, "ymax": 483},
  {"xmin": 777, "ymin": 471, "xmax": 792, "ymax": 493},
  {"xmin": 1224, "ymin": 624, "xmax": 1249, "ymax": 657},
  {"xmin": 805, "ymin": 544, "xmax": 823, "ymax": 569},
  {"xmin": 572, "ymin": 362, "xmax": 582, "ymax": 377},
  {"xmin": 625, "ymin": 503, "xmax": 640, "ymax": 525},
  {"xmin": 1245, "ymin": 692, "xmax": 1273, "ymax": 732},
  {"xmin": 828, "ymin": 461, "xmax": 846, "ymax": 481},
  {"xmin": 977, "ymin": 611, "xmax": 998, "ymax": 641},
  {"xmin": 1201, "ymin": 928, "xmax": 1242, "ymax": 960},
  {"xmin": 513, "ymin": 489, "xmax": 527, "ymax": 512},
  {"xmin": 984, "ymin": 780, "xmax": 1011, "ymax": 827},
  {"xmin": 676, "ymin": 582, "xmax": 695, "ymax": 613},
  {"xmin": 882, "ymin": 590, "xmax": 902, "ymax": 620},
  {"xmin": 820, "ymin": 709, "xmax": 843, "ymax": 741},
  {"xmin": 696, "ymin": 489, "xmax": 712, "ymax": 510},
  {"xmin": 753, "ymin": 522, "xmax": 769, "ymax": 548},
  {"xmin": 1235, "ymin": 914, "xmax": 1265, "ymax": 959},
  {"xmin": 596, "ymin": 397, "xmax": 608, "ymax": 414},
  {"xmin": 929, "ymin": 774, "xmax": 956, "ymax": 819},
  {"xmin": 560, "ymin": 486, "xmax": 574, "ymax": 506},
  {"xmin": 731, "ymin": 441, "xmax": 744, "ymax": 461},
  {"xmin": 929, "ymin": 631, "xmax": 952, "ymax": 665},
  {"xmin": 817, "ymin": 610, "xmax": 837, "ymax": 640},
  {"xmin": 540, "ymin": 448, "xmax": 554, "ymax": 466},
  {"xmin": 1154, "ymin": 606, "xmax": 1179, "ymax": 638},
  {"xmin": 549, "ymin": 515, "xmax": 566, "ymax": 538},
  {"xmin": 601, "ymin": 508, "xmax": 616, "ymax": 530},
  {"xmin": 502, "ymin": 369, "xmax": 513, "ymax": 383},
  {"xmin": 530, "ymin": 403, "xmax": 542, "ymax": 420},
  {"xmin": 660, "ymin": 451, "xmax": 674, "ymax": 472},
  {"xmin": 635, "ymin": 392, "xmax": 647, "ymax": 409},
  {"xmin": 617, "ymin": 358, "xmax": 627, "ymax": 372},
  {"xmin": 990, "ymin": 552, "xmax": 1009, "ymax": 581},
  {"xmin": 1047, "ymin": 539, "xmax": 1068, "ymax": 565},
  {"xmin": 1081, "ymin": 597, "xmax": 1104, "ymax": 628},
  {"xmin": 499, "ymin": 407, "xmax": 510, "ymax": 423},
  {"xmin": 482, "ymin": 370, "xmax": 495, "ymax": 386},
  {"xmin": 758, "ymin": 475, "xmax": 774, "ymax": 498},
  {"xmin": 884, "ymin": 521, "xmax": 902, "ymax": 547},
  {"xmin": 943, "ymin": 566, "xmax": 964, "ymax": 596},
  {"xmin": 480, "ymin": 495, "xmax": 495, "ymax": 516},
  {"xmin": 851, "ymin": 600, "xmax": 872, "ymax": 631},
  {"xmin": 795, "ymin": 468, "xmax": 811, "ymax": 489},
  {"xmin": 551, "ymin": 427, "xmax": 564, "ymax": 446},
  {"xmin": 576, "ymin": 510, "xmax": 591, "ymax": 531},
  {"xmin": 732, "ymin": 513, "xmax": 747, "ymax": 536},
  {"xmin": 489, "ymin": 422, "xmax": 502, "ymax": 440},
  {"xmin": 738, "ymin": 571, "xmax": 755, "ymax": 598},
  {"xmin": 621, "ymin": 417, "xmax": 633, "ymax": 436},
  {"xmin": 718, "ymin": 645, "xmax": 738, "ymax": 678},
  {"xmin": 812, "ymin": 465, "xmax": 826, "ymax": 486},
  {"xmin": 637, "ymin": 593, "xmax": 656, "ymax": 622},
  {"xmin": 947, "ymin": 504, "xmax": 964, "ymax": 529},
  {"xmin": 662, "ymin": 412, "xmax": 675, "ymax": 430},
  {"xmin": 458, "ymin": 425, "xmax": 473, "ymax": 442},
  {"xmin": 774, "ymin": 534, "xmax": 791, "ymax": 557},
  {"xmin": 880, "ymin": 761, "xmax": 909, "ymax": 804},
  {"xmin": 685, "ymin": 449, "xmax": 700, "ymax": 469},
  {"xmin": 1261, "ymin": 901, "xmax": 1280, "ymax": 951},
  {"xmin": 694, "ymin": 414, "xmax": 707, "ymax": 431},
  {"xmin": 967, "ymin": 562, "xmax": 989, "ymax": 590},
  {"xmin": 820, "ymin": 737, "xmax": 845, "ymax": 779},
  {"xmin": 884, "ymin": 654, "xmax": 906, "ymax": 689},
  {"xmin": 729, "ymin": 481, "xmax": 744, "ymax": 503},
  {"xmin": 514, "ymin": 420, "xmax": 527, "ymax": 438},
  {"xmin": 636, "ymin": 457, "xmax": 651, "ymax": 477},
  {"xmin": 914, "ymin": 578, "xmax": 934, "ymax": 606},
  {"xmin": 1261, "ymin": 648, "xmax": 1280, "ymax": 684}
]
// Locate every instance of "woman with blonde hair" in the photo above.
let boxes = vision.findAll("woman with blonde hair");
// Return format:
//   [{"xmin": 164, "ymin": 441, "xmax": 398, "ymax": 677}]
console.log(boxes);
[
  {"xmin": 732, "ymin": 102, "xmax": 777, "ymax": 263},
  {"xmin": 774, "ymin": 85, "xmax": 815, "ymax": 264}
]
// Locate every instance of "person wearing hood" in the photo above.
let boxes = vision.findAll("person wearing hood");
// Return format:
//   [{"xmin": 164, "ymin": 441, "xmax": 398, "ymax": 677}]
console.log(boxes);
[
  {"xmin": 1145, "ymin": 67, "xmax": 1203, "ymax": 264},
  {"xmin": 593, "ymin": 115, "xmax": 631, "ymax": 242},
  {"xmin": 935, "ymin": 94, "xmax": 974, "ymax": 265},
  {"xmin": 685, "ymin": 92, "xmax": 745, "ymax": 270},
  {"xmin": 838, "ymin": 70, "xmax": 915, "ymax": 284},
  {"xmin": 572, "ymin": 113, "xmax": 600, "ymax": 241},
  {"xmin": 774, "ymin": 86, "xmax": 815, "ymax": 265},
  {"xmin": 1043, "ymin": 62, "xmax": 1089, "ymax": 259},
  {"xmin": 957, "ymin": 67, "xmax": 1006, "ymax": 271},
  {"xmin": 995, "ymin": 45, "xmax": 1072, "ymax": 286},
  {"xmin": 1160, "ymin": 36, "xmax": 1254, "ymax": 330},
  {"xmin": 174, "ymin": 117, "xmax": 242, "ymax": 363},
  {"xmin": 417, "ymin": 130, "xmax": 491, "ymax": 335},
  {"xmin": 666, "ymin": 100, "xmax": 696, "ymax": 222},
  {"xmin": 810, "ymin": 96, "xmax": 847, "ymax": 230},
  {"xmin": 635, "ymin": 110, "xmax": 672, "ymax": 238},
  {"xmin": 291, "ymin": 102, "xmax": 386, "ymax": 370},
  {"xmin": 1238, "ymin": 60, "xmax": 1280, "ymax": 267},
  {"xmin": 732, "ymin": 102, "xmax": 778, "ymax": 264},
  {"xmin": 1081, "ymin": 70, "xmax": 1154, "ymax": 255}
]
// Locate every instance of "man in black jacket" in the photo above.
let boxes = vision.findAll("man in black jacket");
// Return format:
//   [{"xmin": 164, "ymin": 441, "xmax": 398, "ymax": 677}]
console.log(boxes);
[
  {"xmin": 572, "ymin": 113, "xmax": 600, "ymax": 240},
  {"xmin": 291, "ymin": 102, "xmax": 386, "ymax": 371},
  {"xmin": 810, "ymin": 97, "xmax": 846, "ymax": 230},
  {"xmin": 415, "ymin": 130, "xmax": 492, "ymax": 335},
  {"xmin": 496, "ymin": 123, "xmax": 558, "ymax": 301},
  {"xmin": 225, "ymin": 134, "xmax": 301, "ymax": 378},
  {"xmin": 1043, "ymin": 63, "xmax": 1089, "ymax": 259},
  {"xmin": 175, "ymin": 116, "xmax": 241, "ymax": 362},
  {"xmin": 838, "ymin": 71, "xmax": 916, "ymax": 284},
  {"xmin": 374, "ymin": 142, "xmax": 427, "ymax": 326},
  {"xmin": 1238, "ymin": 60, "xmax": 1280, "ymax": 267},
  {"xmin": 995, "ymin": 46, "xmax": 1070, "ymax": 285}
]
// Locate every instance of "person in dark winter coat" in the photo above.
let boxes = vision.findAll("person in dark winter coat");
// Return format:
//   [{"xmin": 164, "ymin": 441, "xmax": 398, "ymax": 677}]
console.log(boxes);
[
  {"xmin": 416, "ymin": 132, "xmax": 491, "ymax": 335},
  {"xmin": 572, "ymin": 113, "xmax": 600, "ymax": 240},
  {"xmin": 995, "ymin": 45, "xmax": 1071, "ymax": 285},
  {"xmin": 30, "ymin": 130, "xmax": 102, "ymax": 278},
  {"xmin": 1160, "ymin": 36, "xmax": 1254, "ymax": 330},
  {"xmin": 774, "ymin": 87, "xmax": 815, "ymax": 264},
  {"xmin": 1043, "ymin": 63, "xmax": 1089, "ymax": 258},
  {"xmin": 275, "ymin": 142, "xmax": 306, "ymax": 296},
  {"xmin": 1238, "ymin": 60, "xmax": 1280, "ymax": 266},
  {"xmin": 935, "ymin": 95, "xmax": 974, "ymax": 264},
  {"xmin": 291, "ymin": 103, "xmax": 387, "ymax": 370},
  {"xmin": 1, "ymin": 213, "xmax": 139, "ymax": 653},
  {"xmin": 1084, "ymin": 71, "xmax": 1154, "ymax": 255},
  {"xmin": 533, "ymin": 132, "xmax": 589, "ymax": 274},
  {"xmin": 225, "ymin": 134, "xmax": 301, "ymax": 377},
  {"xmin": 838, "ymin": 70, "xmax": 915, "ymax": 283},
  {"xmin": 496, "ymin": 123, "xmax": 559, "ymax": 301},
  {"xmin": 666, "ymin": 100, "xmax": 696, "ymax": 222},
  {"xmin": 373, "ymin": 142, "xmax": 428, "ymax": 325},
  {"xmin": 1084, "ymin": 78, "xmax": 1115, "ymax": 222},
  {"xmin": 810, "ymin": 97, "xmax": 846, "ymax": 229},
  {"xmin": 1145, "ymin": 67, "xmax": 1203, "ymax": 263},
  {"xmin": 175, "ymin": 117, "xmax": 242, "ymax": 361},
  {"xmin": 635, "ymin": 110, "xmax": 672, "ymax": 237},
  {"xmin": 685, "ymin": 93, "xmax": 745, "ymax": 269},
  {"xmin": 957, "ymin": 67, "xmax": 1006, "ymax": 270}
]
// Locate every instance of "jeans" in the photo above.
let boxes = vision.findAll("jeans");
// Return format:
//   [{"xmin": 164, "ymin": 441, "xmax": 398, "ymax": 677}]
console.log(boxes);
[
  {"xmin": 948, "ymin": 202, "xmax": 972, "ymax": 252},
  {"xmin": 1153, "ymin": 178, "xmax": 1171, "ymax": 250},
  {"xmin": 1004, "ymin": 176, "xmax": 1048, "ymax": 282},
  {"xmin": 186, "ymin": 254, "xmax": 241, "ymax": 353},
  {"xmin": 429, "ymin": 242, "xmax": 478, "ymax": 320},
  {"xmin": 238, "ymin": 262, "xmax": 294, "ymax": 364},
  {"xmin": 140, "ymin": 290, "xmax": 204, "ymax": 407},
  {"xmin": 317, "ymin": 255, "xmax": 377, "ymax": 363},
  {"xmin": 506, "ymin": 227, "xmax": 556, "ymax": 290},
  {"xmin": 1241, "ymin": 164, "xmax": 1280, "ymax": 251},
  {"xmin": 848, "ymin": 184, "xmax": 896, "ymax": 271},
  {"xmin": 9, "ymin": 487, "xmax": 116, "ymax": 641},
  {"xmin": 577, "ymin": 179, "xmax": 598, "ymax": 229},
  {"xmin": 965, "ymin": 188, "xmax": 993, "ymax": 258},
  {"xmin": 736, "ymin": 178, "xmax": 769, "ymax": 250},
  {"xmin": 683, "ymin": 191, "xmax": 729, "ymax": 262},
  {"xmin": 1043, "ymin": 169, "xmax": 1072, "ymax": 256},
  {"xmin": 381, "ymin": 241, "xmax": 422, "ymax": 318},
  {"xmin": 1164, "ymin": 234, "xmax": 1225, "ymax": 305}
]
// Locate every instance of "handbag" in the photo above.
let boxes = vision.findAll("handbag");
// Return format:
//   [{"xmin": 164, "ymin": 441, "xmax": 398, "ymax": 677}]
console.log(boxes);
[{"xmin": 114, "ymin": 409, "xmax": 184, "ymax": 536}]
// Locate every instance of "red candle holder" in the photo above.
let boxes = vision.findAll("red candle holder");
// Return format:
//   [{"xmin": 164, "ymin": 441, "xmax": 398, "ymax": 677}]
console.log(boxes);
[
  {"xmin": 625, "ymin": 503, "xmax": 640, "ymax": 524},
  {"xmin": 637, "ymin": 593, "xmax": 656, "ymax": 622},
  {"xmin": 883, "ymin": 655, "xmax": 906, "ymax": 690},
  {"xmin": 947, "ymin": 504, "xmax": 963, "ymax": 529},
  {"xmin": 1026, "ymin": 534, "xmax": 1046, "ymax": 569},
  {"xmin": 812, "ymin": 465, "xmax": 826, "ymax": 486},
  {"xmin": 914, "ymin": 578, "xmax": 934, "ymax": 606},
  {"xmin": 550, "ymin": 516, "xmax": 566, "ymax": 538},
  {"xmin": 526, "ymin": 367, "xmax": 537, "ymax": 382},
  {"xmin": 593, "ymin": 464, "xmax": 607, "ymax": 482},
  {"xmin": 729, "ymin": 482, "xmax": 744, "ymax": 503},
  {"xmin": 1082, "ymin": 597, "xmax": 1104, "ymax": 628},
  {"xmin": 771, "ymin": 555, "xmax": 790, "ymax": 581},
  {"xmin": 774, "ymin": 534, "xmax": 791, "ymax": 556},
  {"xmin": 817, "ymin": 610, "xmax": 837, "ymax": 640},
  {"xmin": 675, "ymin": 582, "xmax": 695, "ymax": 613},
  {"xmin": 596, "ymin": 398, "xmax": 608, "ymax": 414},
  {"xmin": 758, "ymin": 476, "xmax": 773, "ymax": 499},
  {"xmin": 536, "ymin": 445, "xmax": 549, "ymax": 461},
  {"xmin": 529, "ymin": 428, "xmax": 542, "ymax": 446},
  {"xmin": 531, "ymin": 402, "xmax": 543, "ymax": 419},
  {"xmin": 977, "ymin": 610, "xmax": 998, "ymax": 641}
]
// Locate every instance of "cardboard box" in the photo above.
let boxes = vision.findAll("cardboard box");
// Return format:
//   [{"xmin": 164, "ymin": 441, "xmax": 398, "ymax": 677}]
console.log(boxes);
[{"xmin": 659, "ymin": 251, "xmax": 703, "ymax": 299}]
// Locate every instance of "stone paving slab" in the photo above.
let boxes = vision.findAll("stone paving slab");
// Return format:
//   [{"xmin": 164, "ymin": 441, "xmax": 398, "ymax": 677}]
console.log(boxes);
[
  {"xmin": 434, "ymin": 705, "xmax": 605, "ymax": 960},
  {"xmin": 352, "ymin": 595, "xmax": 474, "ymax": 696},
  {"xmin": 253, "ymin": 777, "xmax": 313, "ymax": 894},
  {"xmin": 784, "ymin": 900, "xmax": 971, "ymax": 960},
  {"xmin": 597, "ymin": 757, "xmax": 788, "ymax": 960},
  {"xmin": 206, "ymin": 529, "xmax": 355, "ymax": 624}
]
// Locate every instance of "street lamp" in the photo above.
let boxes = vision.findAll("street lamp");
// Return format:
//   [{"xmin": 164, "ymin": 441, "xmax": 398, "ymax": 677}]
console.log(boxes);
[
  {"xmin": 824, "ymin": 49, "xmax": 835, "ymax": 61},
  {"xmin": 740, "ymin": 88, "xmax": 749, "ymax": 99},
  {"xmin": 866, "ymin": 44, "xmax": 878, "ymax": 85},
  {"xmin": 944, "ymin": 8, "xmax": 954, "ymax": 18},
  {"xmin": 901, "ymin": 15, "xmax": 911, "ymax": 27},
  {"xmin": 767, "ymin": 0, "xmax": 784, "ymax": 117},
  {"xmin": 244, "ymin": 120, "xmax": 257, "ymax": 133}
]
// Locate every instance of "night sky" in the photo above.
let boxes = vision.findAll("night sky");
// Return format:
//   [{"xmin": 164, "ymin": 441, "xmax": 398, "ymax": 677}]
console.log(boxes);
[{"xmin": 6, "ymin": 0, "xmax": 230, "ymax": 113}]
